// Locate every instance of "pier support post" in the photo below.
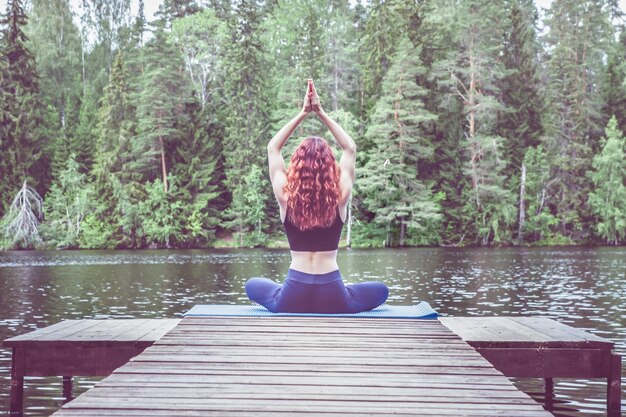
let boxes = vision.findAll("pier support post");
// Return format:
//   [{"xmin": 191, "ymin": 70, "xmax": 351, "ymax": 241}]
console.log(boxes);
[
  {"xmin": 9, "ymin": 348, "xmax": 24, "ymax": 416},
  {"xmin": 607, "ymin": 352, "xmax": 622, "ymax": 417},
  {"xmin": 62, "ymin": 376, "xmax": 73, "ymax": 403},
  {"xmin": 543, "ymin": 377, "xmax": 554, "ymax": 411}
]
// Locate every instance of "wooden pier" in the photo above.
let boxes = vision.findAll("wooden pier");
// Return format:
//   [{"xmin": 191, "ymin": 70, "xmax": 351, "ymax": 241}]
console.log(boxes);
[
  {"xmin": 4, "ymin": 315, "xmax": 621, "ymax": 416},
  {"xmin": 49, "ymin": 316, "xmax": 552, "ymax": 416}
]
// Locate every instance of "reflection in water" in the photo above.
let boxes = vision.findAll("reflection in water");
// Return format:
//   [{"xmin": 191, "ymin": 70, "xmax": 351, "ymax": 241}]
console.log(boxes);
[{"xmin": 0, "ymin": 247, "xmax": 624, "ymax": 416}]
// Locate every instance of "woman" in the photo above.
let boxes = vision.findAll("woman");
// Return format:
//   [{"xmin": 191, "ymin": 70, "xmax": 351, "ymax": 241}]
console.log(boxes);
[{"xmin": 245, "ymin": 80, "xmax": 389, "ymax": 313}]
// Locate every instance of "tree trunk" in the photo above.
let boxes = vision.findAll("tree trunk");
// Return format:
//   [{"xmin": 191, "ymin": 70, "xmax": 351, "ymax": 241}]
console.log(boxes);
[
  {"xmin": 517, "ymin": 163, "xmax": 526, "ymax": 243},
  {"xmin": 399, "ymin": 219, "xmax": 406, "ymax": 247},
  {"xmin": 159, "ymin": 137, "xmax": 168, "ymax": 192}
]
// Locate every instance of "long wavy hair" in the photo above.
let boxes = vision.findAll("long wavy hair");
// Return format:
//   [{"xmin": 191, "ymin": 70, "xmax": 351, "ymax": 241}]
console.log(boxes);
[{"xmin": 284, "ymin": 137, "xmax": 341, "ymax": 231}]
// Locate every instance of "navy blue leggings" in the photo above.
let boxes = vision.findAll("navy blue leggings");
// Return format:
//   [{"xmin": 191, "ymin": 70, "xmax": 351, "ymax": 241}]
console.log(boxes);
[{"xmin": 245, "ymin": 269, "xmax": 389, "ymax": 313}]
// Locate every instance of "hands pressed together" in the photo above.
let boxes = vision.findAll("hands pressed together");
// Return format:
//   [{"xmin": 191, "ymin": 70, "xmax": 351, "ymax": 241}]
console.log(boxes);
[{"xmin": 302, "ymin": 79, "xmax": 323, "ymax": 115}]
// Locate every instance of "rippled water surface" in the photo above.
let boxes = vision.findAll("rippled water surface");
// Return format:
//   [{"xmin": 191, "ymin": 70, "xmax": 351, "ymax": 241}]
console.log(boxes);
[{"xmin": 0, "ymin": 247, "xmax": 624, "ymax": 416}]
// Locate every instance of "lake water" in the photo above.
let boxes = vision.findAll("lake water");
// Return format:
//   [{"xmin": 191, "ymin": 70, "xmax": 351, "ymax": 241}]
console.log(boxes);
[{"xmin": 0, "ymin": 247, "xmax": 624, "ymax": 416}]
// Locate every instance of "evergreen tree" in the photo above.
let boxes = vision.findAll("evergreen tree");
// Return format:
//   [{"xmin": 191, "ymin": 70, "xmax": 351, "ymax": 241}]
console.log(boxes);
[
  {"xmin": 135, "ymin": 28, "xmax": 190, "ymax": 192},
  {"xmin": 431, "ymin": 0, "xmax": 515, "ymax": 245},
  {"xmin": 41, "ymin": 155, "xmax": 91, "ymax": 248},
  {"xmin": 0, "ymin": 0, "xmax": 46, "ymax": 216},
  {"xmin": 588, "ymin": 117, "xmax": 626, "ymax": 245},
  {"xmin": 171, "ymin": 94, "xmax": 225, "ymax": 246},
  {"xmin": 497, "ymin": 0, "xmax": 543, "ymax": 178},
  {"xmin": 320, "ymin": 0, "xmax": 360, "ymax": 114},
  {"xmin": 136, "ymin": 176, "xmax": 186, "ymax": 248},
  {"xmin": 221, "ymin": 0, "xmax": 271, "ymax": 240},
  {"xmin": 542, "ymin": 0, "xmax": 614, "ymax": 240},
  {"xmin": 359, "ymin": 0, "xmax": 407, "ymax": 114},
  {"xmin": 359, "ymin": 38, "xmax": 441, "ymax": 246},
  {"xmin": 90, "ymin": 52, "xmax": 137, "ymax": 247},
  {"xmin": 520, "ymin": 146, "xmax": 559, "ymax": 243},
  {"xmin": 602, "ymin": 29, "xmax": 626, "ymax": 134}
]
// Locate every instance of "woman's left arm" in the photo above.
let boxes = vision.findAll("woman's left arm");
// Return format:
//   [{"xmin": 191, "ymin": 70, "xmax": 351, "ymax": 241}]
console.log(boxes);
[{"xmin": 267, "ymin": 110, "xmax": 308, "ymax": 205}]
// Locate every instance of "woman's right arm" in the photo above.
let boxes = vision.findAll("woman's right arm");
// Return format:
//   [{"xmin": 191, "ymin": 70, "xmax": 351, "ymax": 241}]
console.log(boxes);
[{"xmin": 315, "ymin": 104, "xmax": 356, "ymax": 205}]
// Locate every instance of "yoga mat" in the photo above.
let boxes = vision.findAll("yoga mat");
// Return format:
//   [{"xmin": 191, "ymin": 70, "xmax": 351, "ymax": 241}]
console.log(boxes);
[{"xmin": 184, "ymin": 303, "xmax": 438, "ymax": 319}]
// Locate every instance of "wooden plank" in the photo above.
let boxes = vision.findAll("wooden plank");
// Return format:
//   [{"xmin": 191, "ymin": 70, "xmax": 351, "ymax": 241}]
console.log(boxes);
[
  {"xmin": 83, "ymin": 386, "xmax": 536, "ymax": 404},
  {"xmin": 142, "ymin": 342, "xmax": 479, "ymax": 354},
  {"xmin": 59, "ymin": 396, "xmax": 548, "ymax": 413},
  {"xmin": 120, "ymin": 359, "xmax": 502, "ymax": 374},
  {"xmin": 53, "ymin": 408, "xmax": 552, "ymax": 417},
  {"xmin": 154, "ymin": 337, "xmax": 468, "ymax": 348},
  {"xmin": 508, "ymin": 317, "xmax": 613, "ymax": 346},
  {"xmin": 102, "ymin": 372, "xmax": 517, "ymax": 389},
  {"xmin": 3, "ymin": 320, "xmax": 102, "ymax": 345},
  {"xmin": 134, "ymin": 319, "xmax": 181, "ymax": 342},
  {"xmin": 441, "ymin": 316, "xmax": 613, "ymax": 348}
]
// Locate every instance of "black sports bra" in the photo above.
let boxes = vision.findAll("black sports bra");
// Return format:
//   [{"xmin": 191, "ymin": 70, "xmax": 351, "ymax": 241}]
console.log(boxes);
[{"xmin": 283, "ymin": 207, "xmax": 344, "ymax": 251}]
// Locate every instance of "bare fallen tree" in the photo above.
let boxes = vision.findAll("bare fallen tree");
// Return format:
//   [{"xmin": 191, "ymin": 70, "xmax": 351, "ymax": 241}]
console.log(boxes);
[{"xmin": 3, "ymin": 180, "xmax": 44, "ymax": 248}]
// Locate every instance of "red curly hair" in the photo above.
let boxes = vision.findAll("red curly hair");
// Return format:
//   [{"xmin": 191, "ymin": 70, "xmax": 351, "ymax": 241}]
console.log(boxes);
[{"xmin": 284, "ymin": 137, "xmax": 341, "ymax": 231}]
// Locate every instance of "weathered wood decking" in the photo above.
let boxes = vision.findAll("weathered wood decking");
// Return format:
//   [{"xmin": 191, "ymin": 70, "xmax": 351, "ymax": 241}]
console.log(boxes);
[
  {"xmin": 441, "ymin": 316, "xmax": 622, "ymax": 416},
  {"xmin": 49, "ymin": 316, "xmax": 553, "ymax": 416},
  {"xmin": 4, "ymin": 318, "xmax": 180, "ymax": 415}
]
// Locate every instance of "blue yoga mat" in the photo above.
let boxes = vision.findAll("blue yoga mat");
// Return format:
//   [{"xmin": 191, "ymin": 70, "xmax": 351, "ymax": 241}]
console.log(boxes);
[{"xmin": 184, "ymin": 303, "xmax": 438, "ymax": 319}]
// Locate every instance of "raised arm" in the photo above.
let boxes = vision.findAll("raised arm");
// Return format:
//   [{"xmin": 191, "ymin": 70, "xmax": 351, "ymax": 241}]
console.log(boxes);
[
  {"xmin": 267, "ymin": 89, "xmax": 310, "ymax": 207},
  {"xmin": 310, "ymin": 81, "xmax": 356, "ymax": 205}
]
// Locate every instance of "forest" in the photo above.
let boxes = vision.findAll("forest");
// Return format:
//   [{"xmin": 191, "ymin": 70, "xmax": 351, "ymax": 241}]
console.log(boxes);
[{"xmin": 0, "ymin": 0, "xmax": 625, "ymax": 249}]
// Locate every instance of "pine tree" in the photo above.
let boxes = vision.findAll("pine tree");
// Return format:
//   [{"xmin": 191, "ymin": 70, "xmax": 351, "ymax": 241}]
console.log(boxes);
[
  {"xmin": 431, "ymin": 0, "xmax": 515, "ymax": 245},
  {"xmin": 90, "ymin": 52, "xmax": 137, "ymax": 247},
  {"xmin": 221, "ymin": 0, "xmax": 271, "ymax": 241},
  {"xmin": 519, "ymin": 146, "xmax": 559, "ymax": 243},
  {"xmin": 359, "ymin": 38, "xmax": 441, "ymax": 246},
  {"xmin": 497, "ymin": 0, "xmax": 543, "ymax": 178},
  {"xmin": 135, "ymin": 28, "xmax": 190, "ymax": 192},
  {"xmin": 359, "ymin": 0, "xmax": 407, "ymax": 114},
  {"xmin": 542, "ymin": 0, "xmax": 614, "ymax": 240},
  {"xmin": 171, "ymin": 94, "xmax": 225, "ymax": 246},
  {"xmin": 588, "ymin": 117, "xmax": 626, "ymax": 245},
  {"xmin": 41, "ymin": 155, "xmax": 91, "ymax": 248},
  {"xmin": 0, "ymin": 0, "xmax": 46, "ymax": 216},
  {"xmin": 602, "ymin": 29, "xmax": 626, "ymax": 134}
]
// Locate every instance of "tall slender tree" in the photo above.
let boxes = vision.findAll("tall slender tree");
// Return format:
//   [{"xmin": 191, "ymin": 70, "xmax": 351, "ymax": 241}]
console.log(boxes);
[
  {"xmin": 496, "ymin": 0, "xmax": 543, "ymax": 178},
  {"xmin": 135, "ymin": 28, "xmax": 190, "ymax": 192},
  {"xmin": 542, "ymin": 0, "xmax": 614, "ymax": 240},
  {"xmin": 359, "ymin": 38, "xmax": 440, "ymax": 246},
  {"xmin": 0, "ymin": 0, "xmax": 46, "ymax": 216},
  {"xmin": 588, "ymin": 117, "xmax": 626, "ymax": 245},
  {"xmin": 221, "ymin": 0, "xmax": 271, "ymax": 241}
]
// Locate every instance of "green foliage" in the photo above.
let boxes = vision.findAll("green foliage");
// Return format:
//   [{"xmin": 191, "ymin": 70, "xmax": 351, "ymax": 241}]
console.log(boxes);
[
  {"xmin": 497, "ymin": 1, "xmax": 544, "ymax": 177},
  {"xmin": 136, "ymin": 177, "xmax": 186, "ymax": 248},
  {"xmin": 520, "ymin": 146, "xmax": 559, "ymax": 242},
  {"xmin": 359, "ymin": 38, "xmax": 441, "ymax": 246},
  {"xmin": 224, "ymin": 164, "xmax": 269, "ymax": 247},
  {"xmin": 541, "ymin": 0, "xmax": 613, "ymax": 239},
  {"xmin": 40, "ymin": 156, "xmax": 91, "ymax": 248},
  {"xmin": 1, "ymin": 0, "xmax": 625, "ymax": 249},
  {"xmin": 588, "ymin": 117, "xmax": 626, "ymax": 244},
  {"xmin": 0, "ymin": 0, "xmax": 47, "ymax": 215}
]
